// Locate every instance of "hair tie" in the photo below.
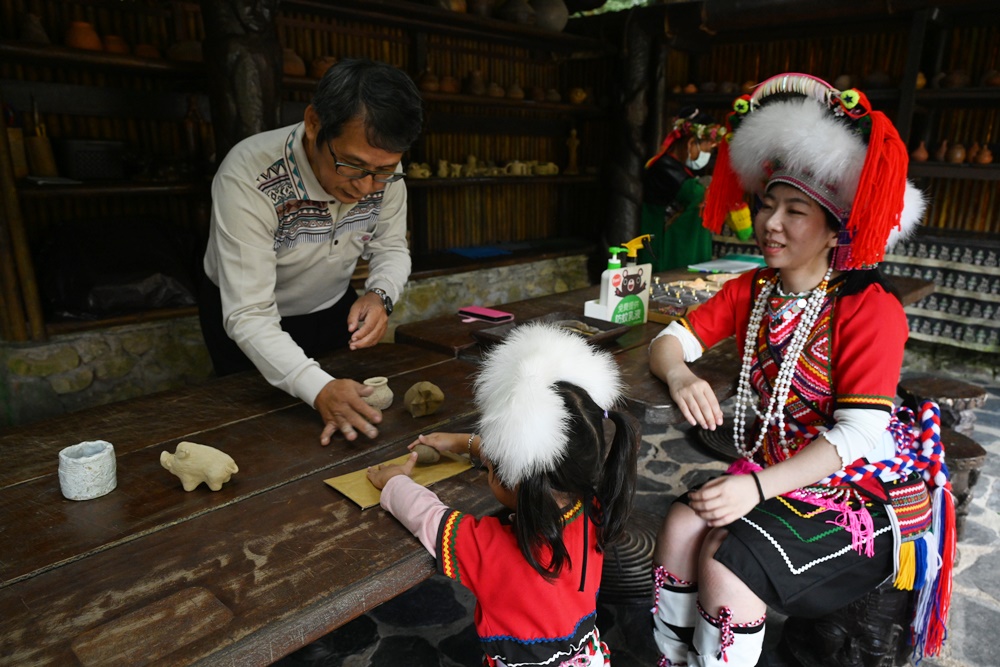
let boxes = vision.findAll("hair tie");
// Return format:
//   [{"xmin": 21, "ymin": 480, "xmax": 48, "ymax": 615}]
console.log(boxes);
[{"xmin": 750, "ymin": 471, "xmax": 766, "ymax": 505}]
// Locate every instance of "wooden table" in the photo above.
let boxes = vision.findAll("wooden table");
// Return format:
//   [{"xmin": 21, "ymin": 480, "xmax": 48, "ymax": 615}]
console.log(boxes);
[
  {"xmin": 0, "ymin": 344, "xmax": 501, "ymax": 666},
  {"xmin": 395, "ymin": 272, "xmax": 934, "ymax": 425}
]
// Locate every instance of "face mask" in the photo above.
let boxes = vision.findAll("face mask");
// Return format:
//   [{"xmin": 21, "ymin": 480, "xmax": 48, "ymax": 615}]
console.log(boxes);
[{"xmin": 685, "ymin": 150, "xmax": 712, "ymax": 171}]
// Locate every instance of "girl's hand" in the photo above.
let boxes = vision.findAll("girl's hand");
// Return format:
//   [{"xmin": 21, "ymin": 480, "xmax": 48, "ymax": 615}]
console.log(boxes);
[
  {"xmin": 665, "ymin": 369, "xmax": 724, "ymax": 430},
  {"xmin": 407, "ymin": 432, "xmax": 467, "ymax": 455},
  {"xmin": 688, "ymin": 475, "xmax": 759, "ymax": 527},
  {"xmin": 366, "ymin": 451, "xmax": 417, "ymax": 490}
]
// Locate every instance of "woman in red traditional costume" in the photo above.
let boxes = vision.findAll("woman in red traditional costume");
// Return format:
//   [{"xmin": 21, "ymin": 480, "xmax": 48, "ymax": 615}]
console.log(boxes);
[
  {"xmin": 368, "ymin": 322, "xmax": 640, "ymax": 667},
  {"xmin": 647, "ymin": 73, "xmax": 954, "ymax": 667}
]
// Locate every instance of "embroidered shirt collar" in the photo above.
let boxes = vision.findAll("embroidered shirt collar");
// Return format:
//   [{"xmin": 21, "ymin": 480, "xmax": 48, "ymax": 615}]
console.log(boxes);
[{"xmin": 284, "ymin": 123, "xmax": 337, "ymax": 203}]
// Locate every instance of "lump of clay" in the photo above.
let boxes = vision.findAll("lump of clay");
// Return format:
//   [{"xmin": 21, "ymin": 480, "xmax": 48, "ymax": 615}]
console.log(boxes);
[
  {"xmin": 413, "ymin": 443, "xmax": 441, "ymax": 464},
  {"xmin": 403, "ymin": 381, "xmax": 445, "ymax": 417},
  {"xmin": 161, "ymin": 441, "xmax": 238, "ymax": 492}
]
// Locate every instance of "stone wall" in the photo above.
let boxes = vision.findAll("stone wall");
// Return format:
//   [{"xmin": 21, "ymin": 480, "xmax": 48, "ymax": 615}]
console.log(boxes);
[{"xmin": 0, "ymin": 255, "xmax": 590, "ymax": 428}]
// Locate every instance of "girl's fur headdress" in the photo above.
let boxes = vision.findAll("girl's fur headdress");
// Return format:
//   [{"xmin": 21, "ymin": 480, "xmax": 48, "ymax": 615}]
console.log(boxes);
[{"xmin": 474, "ymin": 322, "xmax": 623, "ymax": 488}]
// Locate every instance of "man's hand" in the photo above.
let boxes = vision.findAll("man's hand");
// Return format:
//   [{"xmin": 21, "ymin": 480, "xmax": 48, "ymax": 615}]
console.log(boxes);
[
  {"xmin": 367, "ymin": 451, "xmax": 417, "ymax": 490},
  {"xmin": 315, "ymin": 378, "xmax": 383, "ymax": 445},
  {"xmin": 347, "ymin": 292, "xmax": 389, "ymax": 350}
]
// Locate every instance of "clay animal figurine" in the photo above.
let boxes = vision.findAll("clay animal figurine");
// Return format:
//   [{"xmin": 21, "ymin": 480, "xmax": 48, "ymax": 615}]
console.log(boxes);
[
  {"xmin": 404, "ymin": 381, "xmax": 445, "ymax": 417},
  {"xmin": 161, "ymin": 441, "xmax": 239, "ymax": 492}
]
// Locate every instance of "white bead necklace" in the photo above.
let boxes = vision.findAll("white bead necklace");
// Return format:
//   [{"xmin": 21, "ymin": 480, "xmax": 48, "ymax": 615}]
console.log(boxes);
[{"xmin": 734, "ymin": 266, "xmax": 833, "ymax": 460}]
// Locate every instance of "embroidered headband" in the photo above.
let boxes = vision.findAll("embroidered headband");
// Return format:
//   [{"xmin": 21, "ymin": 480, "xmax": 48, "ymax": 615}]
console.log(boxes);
[{"xmin": 702, "ymin": 73, "xmax": 926, "ymax": 270}]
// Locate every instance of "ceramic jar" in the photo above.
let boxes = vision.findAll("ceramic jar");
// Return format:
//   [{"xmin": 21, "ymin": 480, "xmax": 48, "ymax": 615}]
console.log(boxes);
[
  {"xmin": 103, "ymin": 35, "xmax": 129, "ymax": 55},
  {"xmin": 283, "ymin": 48, "xmax": 306, "ymax": 77},
  {"xmin": 532, "ymin": 0, "xmax": 569, "ymax": 32},
  {"xmin": 311, "ymin": 56, "xmax": 337, "ymax": 80},
  {"xmin": 439, "ymin": 75, "xmax": 460, "ymax": 94},
  {"xmin": 497, "ymin": 0, "xmax": 536, "ymax": 25},
  {"xmin": 59, "ymin": 440, "xmax": 117, "ymax": 500},
  {"xmin": 910, "ymin": 141, "xmax": 929, "ymax": 163},
  {"xmin": 363, "ymin": 377, "xmax": 394, "ymax": 410},
  {"xmin": 418, "ymin": 69, "xmax": 440, "ymax": 92},
  {"xmin": 65, "ymin": 21, "xmax": 102, "ymax": 51},
  {"xmin": 946, "ymin": 143, "xmax": 966, "ymax": 164}
]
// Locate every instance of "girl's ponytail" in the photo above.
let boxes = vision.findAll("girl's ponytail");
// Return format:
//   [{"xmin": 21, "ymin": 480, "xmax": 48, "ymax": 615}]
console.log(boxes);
[{"xmin": 598, "ymin": 409, "xmax": 640, "ymax": 546}]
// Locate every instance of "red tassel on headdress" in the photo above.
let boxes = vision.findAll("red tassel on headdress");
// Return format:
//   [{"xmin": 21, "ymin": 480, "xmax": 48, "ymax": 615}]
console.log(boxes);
[
  {"xmin": 645, "ymin": 128, "xmax": 683, "ymax": 170},
  {"xmin": 702, "ymin": 131, "xmax": 743, "ymax": 234},
  {"xmin": 843, "ymin": 110, "xmax": 908, "ymax": 267}
]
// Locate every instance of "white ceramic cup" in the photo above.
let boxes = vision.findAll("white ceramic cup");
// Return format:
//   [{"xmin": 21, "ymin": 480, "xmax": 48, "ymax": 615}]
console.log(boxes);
[{"xmin": 58, "ymin": 440, "xmax": 117, "ymax": 501}]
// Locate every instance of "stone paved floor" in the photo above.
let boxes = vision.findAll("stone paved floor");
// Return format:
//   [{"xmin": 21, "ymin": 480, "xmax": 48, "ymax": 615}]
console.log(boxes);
[{"xmin": 276, "ymin": 362, "xmax": 1000, "ymax": 667}]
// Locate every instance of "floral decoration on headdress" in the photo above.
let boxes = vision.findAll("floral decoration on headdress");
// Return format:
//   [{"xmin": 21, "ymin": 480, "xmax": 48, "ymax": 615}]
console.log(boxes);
[{"xmin": 644, "ymin": 108, "xmax": 727, "ymax": 170}]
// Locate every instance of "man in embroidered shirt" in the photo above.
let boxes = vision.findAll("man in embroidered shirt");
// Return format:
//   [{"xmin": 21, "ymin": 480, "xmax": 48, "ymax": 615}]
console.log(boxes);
[{"xmin": 199, "ymin": 58, "xmax": 423, "ymax": 445}]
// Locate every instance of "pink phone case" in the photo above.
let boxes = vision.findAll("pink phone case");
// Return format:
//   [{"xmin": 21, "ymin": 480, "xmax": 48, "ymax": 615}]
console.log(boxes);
[{"xmin": 458, "ymin": 306, "xmax": 515, "ymax": 323}]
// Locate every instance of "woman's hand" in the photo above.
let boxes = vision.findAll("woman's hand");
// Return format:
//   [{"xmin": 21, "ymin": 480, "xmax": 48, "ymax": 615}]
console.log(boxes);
[
  {"xmin": 688, "ymin": 475, "xmax": 759, "ymax": 527},
  {"xmin": 407, "ymin": 432, "xmax": 468, "ymax": 456},
  {"xmin": 366, "ymin": 451, "xmax": 418, "ymax": 490},
  {"xmin": 666, "ymin": 368, "xmax": 724, "ymax": 430}
]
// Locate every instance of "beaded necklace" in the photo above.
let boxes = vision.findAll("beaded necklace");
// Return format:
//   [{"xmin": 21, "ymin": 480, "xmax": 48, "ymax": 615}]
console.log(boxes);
[{"xmin": 733, "ymin": 266, "xmax": 834, "ymax": 460}]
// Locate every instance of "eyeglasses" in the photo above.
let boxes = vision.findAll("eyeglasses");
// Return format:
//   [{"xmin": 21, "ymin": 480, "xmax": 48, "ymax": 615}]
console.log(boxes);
[{"xmin": 327, "ymin": 143, "xmax": 405, "ymax": 183}]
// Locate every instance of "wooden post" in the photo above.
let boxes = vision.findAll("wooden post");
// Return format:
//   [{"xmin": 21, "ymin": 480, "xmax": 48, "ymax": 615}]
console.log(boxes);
[{"xmin": 0, "ymin": 111, "xmax": 42, "ymax": 341}]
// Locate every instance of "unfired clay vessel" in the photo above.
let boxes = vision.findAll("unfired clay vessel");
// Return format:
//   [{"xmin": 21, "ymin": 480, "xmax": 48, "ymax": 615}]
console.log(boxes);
[
  {"xmin": 59, "ymin": 440, "xmax": 117, "ymax": 500},
  {"xmin": 161, "ymin": 441, "xmax": 238, "ymax": 492},
  {"xmin": 363, "ymin": 376, "xmax": 394, "ymax": 410},
  {"xmin": 404, "ymin": 381, "xmax": 445, "ymax": 417}
]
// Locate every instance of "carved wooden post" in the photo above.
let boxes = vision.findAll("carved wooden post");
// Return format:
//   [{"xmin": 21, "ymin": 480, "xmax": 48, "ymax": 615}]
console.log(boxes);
[
  {"xmin": 200, "ymin": 0, "xmax": 283, "ymax": 162},
  {"xmin": 605, "ymin": 14, "xmax": 652, "ymax": 248}
]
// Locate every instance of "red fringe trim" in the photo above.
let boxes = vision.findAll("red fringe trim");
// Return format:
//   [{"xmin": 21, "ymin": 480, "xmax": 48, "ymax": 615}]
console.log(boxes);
[
  {"xmin": 925, "ymin": 489, "xmax": 956, "ymax": 656},
  {"xmin": 702, "ymin": 134, "xmax": 743, "ymax": 233},
  {"xmin": 843, "ymin": 110, "xmax": 908, "ymax": 267}
]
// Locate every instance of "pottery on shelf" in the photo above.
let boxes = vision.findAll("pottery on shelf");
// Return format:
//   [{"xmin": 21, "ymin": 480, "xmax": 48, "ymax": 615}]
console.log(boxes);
[
  {"xmin": 984, "ymin": 70, "xmax": 1000, "ymax": 88},
  {"xmin": 967, "ymin": 142, "xmax": 980, "ymax": 163},
  {"xmin": 363, "ymin": 376, "xmax": 394, "ymax": 410},
  {"xmin": 545, "ymin": 88, "xmax": 561, "ymax": 102},
  {"xmin": 946, "ymin": 142, "xmax": 966, "ymax": 164},
  {"xmin": 506, "ymin": 80, "xmax": 525, "ymax": 100},
  {"xmin": 941, "ymin": 70, "xmax": 970, "ymax": 89},
  {"xmin": 933, "ymin": 139, "xmax": 948, "ymax": 162},
  {"xmin": 915, "ymin": 71, "xmax": 927, "ymax": 90},
  {"xmin": 134, "ymin": 43, "xmax": 161, "ymax": 59},
  {"xmin": 439, "ymin": 75, "xmax": 460, "ymax": 93},
  {"xmin": 975, "ymin": 145, "xmax": 993, "ymax": 165},
  {"xmin": 910, "ymin": 140, "xmax": 929, "ymax": 163},
  {"xmin": 568, "ymin": 87, "xmax": 587, "ymax": 104},
  {"xmin": 532, "ymin": 0, "xmax": 569, "ymax": 32},
  {"xmin": 487, "ymin": 81, "xmax": 505, "ymax": 98},
  {"xmin": 464, "ymin": 70, "xmax": 486, "ymax": 96},
  {"xmin": 282, "ymin": 48, "xmax": 306, "ymax": 77},
  {"xmin": 833, "ymin": 74, "xmax": 854, "ymax": 90},
  {"xmin": 311, "ymin": 56, "xmax": 337, "ymax": 80},
  {"xmin": 102, "ymin": 35, "xmax": 129, "ymax": 55},
  {"xmin": 682, "ymin": 82, "xmax": 698, "ymax": 94},
  {"xmin": 65, "ymin": 21, "xmax": 102, "ymax": 51},
  {"xmin": 19, "ymin": 13, "xmax": 50, "ymax": 43},
  {"xmin": 418, "ymin": 69, "xmax": 440, "ymax": 92},
  {"xmin": 497, "ymin": 0, "xmax": 536, "ymax": 25}
]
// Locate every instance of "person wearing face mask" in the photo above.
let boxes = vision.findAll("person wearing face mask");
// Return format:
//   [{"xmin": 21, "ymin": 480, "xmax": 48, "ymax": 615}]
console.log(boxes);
[
  {"xmin": 639, "ymin": 108, "xmax": 726, "ymax": 271},
  {"xmin": 199, "ymin": 58, "xmax": 423, "ymax": 447}
]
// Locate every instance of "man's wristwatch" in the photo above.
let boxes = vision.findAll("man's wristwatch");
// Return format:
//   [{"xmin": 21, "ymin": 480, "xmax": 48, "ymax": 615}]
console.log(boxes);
[{"xmin": 368, "ymin": 288, "xmax": 393, "ymax": 315}]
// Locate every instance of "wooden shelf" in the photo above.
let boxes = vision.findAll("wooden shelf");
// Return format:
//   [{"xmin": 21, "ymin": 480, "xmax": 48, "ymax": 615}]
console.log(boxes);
[
  {"xmin": 406, "ymin": 175, "xmax": 598, "ymax": 188},
  {"xmin": 281, "ymin": 0, "xmax": 613, "ymax": 53},
  {"xmin": 908, "ymin": 163, "xmax": 1000, "ymax": 182},
  {"xmin": 0, "ymin": 40, "xmax": 200, "ymax": 76},
  {"xmin": 17, "ymin": 181, "xmax": 209, "ymax": 199}
]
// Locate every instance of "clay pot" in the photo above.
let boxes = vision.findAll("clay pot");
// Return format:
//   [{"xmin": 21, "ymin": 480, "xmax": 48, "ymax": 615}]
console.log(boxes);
[
  {"xmin": 362, "ymin": 377, "xmax": 394, "ymax": 410},
  {"xmin": 282, "ymin": 48, "xmax": 306, "ymax": 77},
  {"xmin": 532, "ymin": 0, "xmax": 569, "ymax": 32},
  {"xmin": 967, "ymin": 142, "xmax": 980, "ymax": 164},
  {"xmin": 134, "ymin": 43, "xmax": 161, "ymax": 59},
  {"xmin": 568, "ymin": 87, "xmax": 587, "ymax": 104},
  {"xmin": 311, "ymin": 56, "xmax": 337, "ymax": 80},
  {"xmin": 418, "ymin": 69, "xmax": 440, "ymax": 92},
  {"xmin": 19, "ymin": 13, "xmax": 50, "ymax": 43},
  {"xmin": 102, "ymin": 35, "xmax": 129, "ymax": 55},
  {"xmin": 933, "ymin": 139, "xmax": 948, "ymax": 162},
  {"xmin": 468, "ymin": 0, "xmax": 494, "ymax": 17},
  {"xmin": 945, "ymin": 142, "xmax": 966, "ymax": 164},
  {"xmin": 983, "ymin": 70, "xmax": 1000, "ymax": 88},
  {"xmin": 487, "ymin": 81, "xmax": 505, "ymax": 98},
  {"xmin": 506, "ymin": 80, "xmax": 524, "ymax": 100},
  {"xmin": 942, "ymin": 70, "xmax": 970, "ymax": 89},
  {"xmin": 464, "ymin": 70, "xmax": 486, "ymax": 96},
  {"xmin": 545, "ymin": 88, "xmax": 561, "ymax": 102},
  {"xmin": 439, "ymin": 75, "xmax": 460, "ymax": 93},
  {"xmin": 65, "ymin": 21, "xmax": 102, "ymax": 51},
  {"xmin": 915, "ymin": 71, "xmax": 927, "ymax": 90},
  {"xmin": 683, "ymin": 82, "xmax": 698, "ymax": 94},
  {"xmin": 910, "ymin": 140, "xmax": 929, "ymax": 163},
  {"xmin": 496, "ymin": 0, "xmax": 536, "ymax": 25},
  {"xmin": 975, "ymin": 145, "xmax": 993, "ymax": 165},
  {"xmin": 833, "ymin": 74, "xmax": 853, "ymax": 90}
]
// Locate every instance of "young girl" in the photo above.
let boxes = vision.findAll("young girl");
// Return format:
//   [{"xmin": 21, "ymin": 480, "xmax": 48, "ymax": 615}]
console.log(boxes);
[
  {"xmin": 367, "ymin": 322, "xmax": 640, "ymax": 667},
  {"xmin": 647, "ymin": 74, "xmax": 954, "ymax": 666}
]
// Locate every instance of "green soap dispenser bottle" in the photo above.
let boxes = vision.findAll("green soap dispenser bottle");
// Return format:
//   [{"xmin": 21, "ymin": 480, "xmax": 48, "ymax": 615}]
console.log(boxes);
[{"xmin": 599, "ymin": 247, "xmax": 623, "ymax": 306}]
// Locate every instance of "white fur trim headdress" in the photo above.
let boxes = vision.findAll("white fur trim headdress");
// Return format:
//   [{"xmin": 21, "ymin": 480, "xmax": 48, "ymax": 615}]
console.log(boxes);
[
  {"xmin": 474, "ymin": 322, "xmax": 623, "ymax": 488},
  {"xmin": 703, "ymin": 72, "xmax": 926, "ymax": 269}
]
